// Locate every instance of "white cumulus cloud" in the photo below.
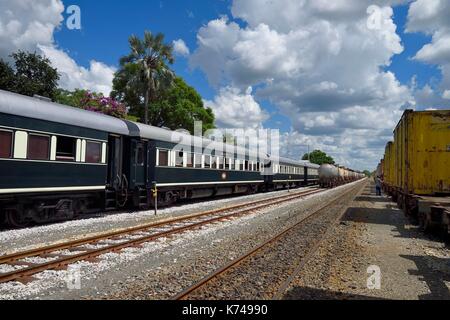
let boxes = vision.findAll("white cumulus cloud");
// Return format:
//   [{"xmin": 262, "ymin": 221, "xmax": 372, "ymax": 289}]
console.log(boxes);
[
  {"xmin": 204, "ymin": 86, "xmax": 268, "ymax": 129},
  {"xmin": 190, "ymin": 0, "xmax": 413, "ymax": 170},
  {"xmin": 407, "ymin": 0, "xmax": 450, "ymax": 108},
  {"xmin": 173, "ymin": 39, "xmax": 190, "ymax": 56}
]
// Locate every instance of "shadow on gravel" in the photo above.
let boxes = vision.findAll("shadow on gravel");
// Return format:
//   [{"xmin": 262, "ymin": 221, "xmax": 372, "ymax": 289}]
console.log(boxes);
[
  {"xmin": 341, "ymin": 206, "xmax": 448, "ymax": 245},
  {"xmin": 354, "ymin": 196, "xmax": 393, "ymax": 203},
  {"xmin": 341, "ymin": 207, "xmax": 401, "ymax": 226},
  {"xmin": 282, "ymin": 286, "xmax": 385, "ymax": 300},
  {"xmin": 400, "ymin": 254, "xmax": 450, "ymax": 300}
]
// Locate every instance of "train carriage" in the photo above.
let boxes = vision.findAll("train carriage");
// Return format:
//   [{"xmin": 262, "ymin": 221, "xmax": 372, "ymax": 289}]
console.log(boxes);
[
  {"xmin": 127, "ymin": 121, "xmax": 268, "ymax": 207},
  {"xmin": 0, "ymin": 89, "xmax": 129, "ymax": 226}
]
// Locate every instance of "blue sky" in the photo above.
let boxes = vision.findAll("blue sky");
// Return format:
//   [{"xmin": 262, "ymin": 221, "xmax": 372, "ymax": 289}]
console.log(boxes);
[
  {"xmin": 1, "ymin": 1, "xmax": 449, "ymax": 170},
  {"xmin": 53, "ymin": 1, "xmax": 439, "ymax": 132},
  {"xmin": 388, "ymin": 4, "xmax": 439, "ymax": 88}
]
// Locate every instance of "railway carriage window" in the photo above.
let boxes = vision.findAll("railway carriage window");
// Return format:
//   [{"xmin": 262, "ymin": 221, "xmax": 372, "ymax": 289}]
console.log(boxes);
[
  {"xmin": 0, "ymin": 130, "xmax": 12, "ymax": 158},
  {"xmin": 86, "ymin": 141, "xmax": 102, "ymax": 163},
  {"xmin": 28, "ymin": 134, "xmax": 50, "ymax": 160},
  {"xmin": 158, "ymin": 149, "xmax": 169, "ymax": 166},
  {"xmin": 218, "ymin": 157, "xmax": 224, "ymax": 170},
  {"xmin": 239, "ymin": 160, "xmax": 244, "ymax": 171},
  {"xmin": 175, "ymin": 151, "xmax": 184, "ymax": 167},
  {"xmin": 211, "ymin": 156, "xmax": 217, "ymax": 169},
  {"xmin": 224, "ymin": 158, "xmax": 230, "ymax": 170},
  {"xmin": 56, "ymin": 136, "xmax": 76, "ymax": 161},
  {"xmin": 204, "ymin": 155, "xmax": 211, "ymax": 169},
  {"xmin": 187, "ymin": 153, "xmax": 194, "ymax": 168},
  {"xmin": 230, "ymin": 159, "xmax": 235, "ymax": 170},
  {"xmin": 195, "ymin": 154, "xmax": 202, "ymax": 168}
]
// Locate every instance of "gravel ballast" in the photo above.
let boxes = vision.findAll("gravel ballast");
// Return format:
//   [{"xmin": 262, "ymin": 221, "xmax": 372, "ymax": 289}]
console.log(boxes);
[
  {"xmin": 283, "ymin": 182, "xmax": 450, "ymax": 300},
  {"xmin": 0, "ymin": 181, "xmax": 365, "ymax": 300}
]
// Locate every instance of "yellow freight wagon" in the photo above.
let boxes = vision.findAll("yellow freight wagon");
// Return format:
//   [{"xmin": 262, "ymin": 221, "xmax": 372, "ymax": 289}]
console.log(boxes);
[
  {"xmin": 394, "ymin": 109, "xmax": 450, "ymax": 196},
  {"xmin": 390, "ymin": 140, "xmax": 397, "ymax": 191},
  {"xmin": 382, "ymin": 141, "xmax": 397, "ymax": 195},
  {"xmin": 383, "ymin": 142, "xmax": 391, "ymax": 186}
]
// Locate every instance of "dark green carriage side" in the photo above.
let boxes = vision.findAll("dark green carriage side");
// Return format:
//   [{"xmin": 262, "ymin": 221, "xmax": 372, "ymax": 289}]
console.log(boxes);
[{"xmin": 0, "ymin": 112, "xmax": 108, "ymax": 191}]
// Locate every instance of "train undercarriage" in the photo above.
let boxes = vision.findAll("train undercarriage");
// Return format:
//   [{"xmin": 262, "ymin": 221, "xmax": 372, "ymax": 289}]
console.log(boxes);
[
  {"xmin": 382, "ymin": 183, "xmax": 450, "ymax": 239},
  {"xmin": 0, "ymin": 180, "xmax": 316, "ymax": 229}
]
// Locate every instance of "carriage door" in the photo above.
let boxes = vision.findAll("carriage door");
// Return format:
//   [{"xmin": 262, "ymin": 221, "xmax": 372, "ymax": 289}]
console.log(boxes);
[
  {"xmin": 107, "ymin": 135, "xmax": 122, "ymax": 190},
  {"xmin": 132, "ymin": 140, "xmax": 147, "ymax": 188}
]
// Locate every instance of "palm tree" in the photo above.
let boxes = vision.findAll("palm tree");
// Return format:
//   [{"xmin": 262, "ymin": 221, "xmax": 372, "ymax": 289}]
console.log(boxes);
[{"xmin": 119, "ymin": 31, "xmax": 175, "ymax": 124}]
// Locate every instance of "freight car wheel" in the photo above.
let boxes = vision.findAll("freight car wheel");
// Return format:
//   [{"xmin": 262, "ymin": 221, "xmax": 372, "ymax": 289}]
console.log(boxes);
[
  {"xmin": 5, "ymin": 209, "xmax": 30, "ymax": 228},
  {"xmin": 418, "ymin": 212, "xmax": 426, "ymax": 231}
]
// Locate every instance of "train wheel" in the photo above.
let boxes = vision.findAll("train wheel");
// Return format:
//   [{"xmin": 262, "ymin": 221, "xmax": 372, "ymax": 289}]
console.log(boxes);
[{"xmin": 5, "ymin": 209, "xmax": 30, "ymax": 228}]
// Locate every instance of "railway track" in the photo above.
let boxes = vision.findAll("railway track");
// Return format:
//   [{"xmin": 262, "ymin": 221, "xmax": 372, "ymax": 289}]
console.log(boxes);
[
  {"xmin": 172, "ymin": 182, "xmax": 364, "ymax": 300},
  {"xmin": 0, "ymin": 187, "xmax": 324, "ymax": 285}
]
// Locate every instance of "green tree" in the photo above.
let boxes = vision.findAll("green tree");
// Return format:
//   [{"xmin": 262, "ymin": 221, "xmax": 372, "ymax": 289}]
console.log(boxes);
[
  {"xmin": 112, "ymin": 72, "xmax": 215, "ymax": 133},
  {"xmin": 54, "ymin": 88, "xmax": 90, "ymax": 108},
  {"xmin": 302, "ymin": 150, "xmax": 335, "ymax": 165},
  {"xmin": 117, "ymin": 30, "xmax": 175, "ymax": 125},
  {"xmin": 2, "ymin": 51, "xmax": 60, "ymax": 99},
  {"xmin": 151, "ymin": 77, "xmax": 215, "ymax": 133},
  {"xmin": 363, "ymin": 170, "xmax": 372, "ymax": 177},
  {"xmin": 0, "ymin": 60, "xmax": 15, "ymax": 91}
]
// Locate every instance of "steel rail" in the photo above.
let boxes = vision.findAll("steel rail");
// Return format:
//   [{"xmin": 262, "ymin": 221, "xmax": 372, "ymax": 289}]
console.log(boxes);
[
  {"xmin": 0, "ymin": 188, "xmax": 320, "ymax": 265},
  {"xmin": 172, "ymin": 182, "xmax": 363, "ymax": 300},
  {"xmin": 272, "ymin": 181, "xmax": 366, "ymax": 299},
  {"xmin": 0, "ymin": 188, "xmax": 324, "ymax": 284}
]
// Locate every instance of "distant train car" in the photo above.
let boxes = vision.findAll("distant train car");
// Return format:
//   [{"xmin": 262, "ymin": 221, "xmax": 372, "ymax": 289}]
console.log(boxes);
[
  {"xmin": 319, "ymin": 164, "xmax": 364, "ymax": 188},
  {"xmin": 383, "ymin": 109, "xmax": 450, "ymax": 235},
  {"xmin": 319, "ymin": 164, "xmax": 339, "ymax": 188}
]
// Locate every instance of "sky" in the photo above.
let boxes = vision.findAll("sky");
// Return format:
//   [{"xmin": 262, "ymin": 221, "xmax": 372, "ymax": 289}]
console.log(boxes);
[{"xmin": 1, "ymin": 0, "xmax": 450, "ymax": 171}]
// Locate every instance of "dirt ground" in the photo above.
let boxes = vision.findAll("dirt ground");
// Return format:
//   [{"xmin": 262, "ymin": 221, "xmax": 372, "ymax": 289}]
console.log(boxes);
[{"xmin": 284, "ymin": 181, "xmax": 450, "ymax": 300}]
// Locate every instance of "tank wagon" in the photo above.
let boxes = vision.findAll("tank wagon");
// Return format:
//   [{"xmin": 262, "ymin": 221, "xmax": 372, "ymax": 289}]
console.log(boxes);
[
  {"xmin": 381, "ymin": 109, "xmax": 450, "ymax": 236},
  {"xmin": 0, "ymin": 90, "xmax": 322, "ymax": 227},
  {"xmin": 319, "ymin": 164, "xmax": 365, "ymax": 188}
]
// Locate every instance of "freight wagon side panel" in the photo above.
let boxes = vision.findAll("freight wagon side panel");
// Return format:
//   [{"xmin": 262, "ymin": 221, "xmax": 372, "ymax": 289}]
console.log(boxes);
[
  {"xmin": 410, "ymin": 111, "xmax": 450, "ymax": 195},
  {"xmin": 384, "ymin": 143, "xmax": 391, "ymax": 186},
  {"xmin": 395, "ymin": 118, "xmax": 405, "ymax": 190},
  {"xmin": 391, "ymin": 141, "xmax": 396, "ymax": 188}
]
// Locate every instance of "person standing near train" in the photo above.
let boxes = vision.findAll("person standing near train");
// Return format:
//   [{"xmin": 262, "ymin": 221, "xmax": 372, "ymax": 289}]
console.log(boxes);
[{"xmin": 375, "ymin": 176, "xmax": 382, "ymax": 196}]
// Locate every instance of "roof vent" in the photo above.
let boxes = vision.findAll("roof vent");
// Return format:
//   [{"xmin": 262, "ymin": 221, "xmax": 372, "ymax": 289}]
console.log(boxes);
[{"xmin": 33, "ymin": 94, "xmax": 52, "ymax": 103}]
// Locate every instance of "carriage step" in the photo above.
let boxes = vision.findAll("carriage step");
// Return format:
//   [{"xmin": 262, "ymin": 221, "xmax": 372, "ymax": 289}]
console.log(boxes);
[{"xmin": 105, "ymin": 188, "xmax": 118, "ymax": 210}]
